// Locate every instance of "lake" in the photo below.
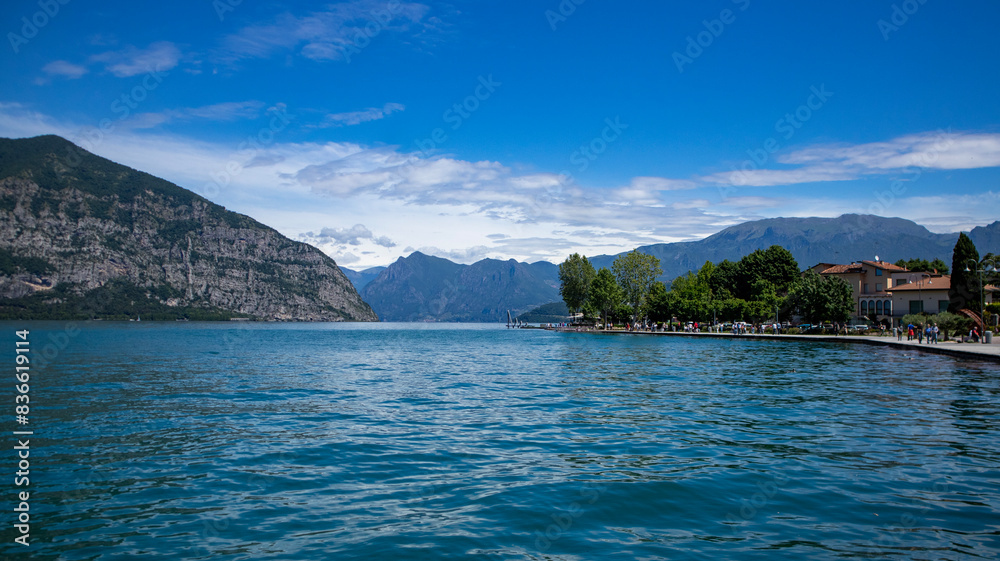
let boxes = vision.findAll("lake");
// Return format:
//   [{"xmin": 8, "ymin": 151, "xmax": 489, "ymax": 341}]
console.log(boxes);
[{"xmin": 3, "ymin": 322, "xmax": 999, "ymax": 560}]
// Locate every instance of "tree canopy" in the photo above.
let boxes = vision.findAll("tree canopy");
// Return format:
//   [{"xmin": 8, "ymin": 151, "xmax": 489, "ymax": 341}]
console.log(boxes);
[
  {"xmin": 894, "ymin": 257, "xmax": 949, "ymax": 274},
  {"xmin": 588, "ymin": 267, "xmax": 622, "ymax": 324},
  {"xmin": 788, "ymin": 270, "xmax": 854, "ymax": 324},
  {"xmin": 558, "ymin": 253, "xmax": 596, "ymax": 315},
  {"xmin": 612, "ymin": 250, "xmax": 662, "ymax": 323}
]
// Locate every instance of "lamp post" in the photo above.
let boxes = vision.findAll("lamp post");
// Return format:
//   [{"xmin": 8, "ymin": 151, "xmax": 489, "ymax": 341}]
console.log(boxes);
[
  {"xmin": 908, "ymin": 272, "xmax": 931, "ymax": 314},
  {"xmin": 965, "ymin": 258, "xmax": 999, "ymax": 343}
]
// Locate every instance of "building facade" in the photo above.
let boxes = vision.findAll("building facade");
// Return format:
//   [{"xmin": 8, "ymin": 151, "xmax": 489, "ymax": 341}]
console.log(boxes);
[
  {"xmin": 885, "ymin": 274, "xmax": 951, "ymax": 320},
  {"xmin": 812, "ymin": 260, "xmax": 910, "ymax": 324}
]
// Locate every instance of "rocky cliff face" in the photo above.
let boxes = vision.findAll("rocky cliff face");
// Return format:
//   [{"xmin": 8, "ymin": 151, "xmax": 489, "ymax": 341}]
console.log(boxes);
[{"xmin": 0, "ymin": 135, "xmax": 377, "ymax": 321}]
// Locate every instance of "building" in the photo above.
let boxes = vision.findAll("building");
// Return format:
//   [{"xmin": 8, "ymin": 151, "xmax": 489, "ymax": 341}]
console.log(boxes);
[
  {"xmin": 886, "ymin": 274, "xmax": 999, "ymax": 328},
  {"xmin": 811, "ymin": 260, "xmax": 910, "ymax": 323},
  {"xmin": 885, "ymin": 274, "xmax": 951, "ymax": 319}
]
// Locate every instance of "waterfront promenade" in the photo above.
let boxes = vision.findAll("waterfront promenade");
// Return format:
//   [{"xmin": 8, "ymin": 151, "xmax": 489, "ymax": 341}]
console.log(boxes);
[{"xmin": 551, "ymin": 327, "xmax": 1000, "ymax": 363}]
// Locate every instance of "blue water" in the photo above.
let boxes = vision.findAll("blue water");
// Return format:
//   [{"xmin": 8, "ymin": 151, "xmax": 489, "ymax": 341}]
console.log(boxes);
[{"xmin": 2, "ymin": 322, "xmax": 999, "ymax": 560}]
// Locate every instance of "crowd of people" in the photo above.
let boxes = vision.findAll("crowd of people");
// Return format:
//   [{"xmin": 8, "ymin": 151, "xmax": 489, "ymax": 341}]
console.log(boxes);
[{"xmin": 898, "ymin": 322, "xmax": 940, "ymax": 344}]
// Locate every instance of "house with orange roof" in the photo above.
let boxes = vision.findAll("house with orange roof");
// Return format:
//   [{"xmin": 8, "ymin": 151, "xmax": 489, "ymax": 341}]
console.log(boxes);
[
  {"xmin": 811, "ymin": 260, "xmax": 911, "ymax": 323},
  {"xmin": 885, "ymin": 273, "xmax": 951, "ymax": 319}
]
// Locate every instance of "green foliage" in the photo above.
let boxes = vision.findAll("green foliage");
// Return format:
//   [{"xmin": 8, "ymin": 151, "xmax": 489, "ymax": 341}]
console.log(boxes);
[
  {"xmin": 612, "ymin": 250, "xmax": 662, "ymax": 323},
  {"xmin": 0, "ymin": 195, "xmax": 16, "ymax": 213},
  {"xmin": 708, "ymin": 259, "xmax": 738, "ymax": 299},
  {"xmin": 0, "ymin": 279, "xmax": 248, "ymax": 321},
  {"xmin": 589, "ymin": 267, "xmax": 622, "ymax": 324},
  {"xmin": 645, "ymin": 281, "xmax": 670, "ymax": 322},
  {"xmin": 986, "ymin": 303, "xmax": 1000, "ymax": 320},
  {"xmin": 949, "ymin": 233, "xmax": 980, "ymax": 313},
  {"xmin": 895, "ymin": 257, "xmax": 949, "ymax": 274},
  {"xmin": 158, "ymin": 220, "xmax": 203, "ymax": 244},
  {"xmin": 901, "ymin": 311, "xmax": 970, "ymax": 340},
  {"xmin": 665, "ymin": 269, "xmax": 712, "ymax": 321},
  {"xmin": 558, "ymin": 253, "xmax": 596, "ymax": 315},
  {"xmin": 734, "ymin": 245, "xmax": 800, "ymax": 300},
  {"xmin": 0, "ymin": 248, "xmax": 55, "ymax": 276},
  {"xmin": 789, "ymin": 270, "xmax": 853, "ymax": 324}
]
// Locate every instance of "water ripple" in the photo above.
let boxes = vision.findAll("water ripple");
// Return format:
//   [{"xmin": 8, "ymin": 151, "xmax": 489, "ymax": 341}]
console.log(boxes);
[{"xmin": 2, "ymin": 322, "xmax": 998, "ymax": 560}]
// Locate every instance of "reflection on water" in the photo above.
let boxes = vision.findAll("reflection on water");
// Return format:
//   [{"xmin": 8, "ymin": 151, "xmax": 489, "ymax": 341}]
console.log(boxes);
[{"xmin": 3, "ymin": 322, "xmax": 998, "ymax": 560}]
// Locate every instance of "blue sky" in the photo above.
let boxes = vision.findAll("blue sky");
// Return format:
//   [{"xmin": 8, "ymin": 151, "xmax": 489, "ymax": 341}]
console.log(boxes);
[{"xmin": 2, "ymin": 0, "xmax": 999, "ymax": 269}]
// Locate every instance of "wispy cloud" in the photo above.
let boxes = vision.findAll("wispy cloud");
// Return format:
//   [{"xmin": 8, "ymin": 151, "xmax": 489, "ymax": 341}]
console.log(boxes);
[
  {"xmin": 318, "ymin": 103, "xmax": 405, "ymax": 127},
  {"xmin": 778, "ymin": 131, "xmax": 1000, "ymax": 171},
  {"xmin": 215, "ymin": 1, "xmax": 431, "ymax": 64},
  {"xmin": 91, "ymin": 41, "xmax": 181, "ymax": 77},
  {"xmin": 303, "ymin": 224, "xmax": 396, "ymax": 248},
  {"xmin": 41, "ymin": 60, "xmax": 88, "ymax": 80},
  {"xmin": 701, "ymin": 130, "xmax": 1000, "ymax": 187},
  {"xmin": 123, "ymin": 101, "xmax": 267, "ymax": 130}
]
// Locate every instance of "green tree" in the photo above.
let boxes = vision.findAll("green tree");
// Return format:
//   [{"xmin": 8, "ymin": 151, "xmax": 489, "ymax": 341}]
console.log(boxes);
[
  {"xmin": 589, "ymin": 267, "xmax": 622, "ymax": 326},
  {"xmin": 734, "ymin": 245, "xmax": 800, "ymax": 300},
  {"xmin": 612, "ymin": 250, "xmax": 662, "ymax": 324},
  {"xmin": 558, "ymin": 253, "xmax": 596, "ymax": 316},
  {"xmin": 646, "ymin": 281, "xmax": 670, "ymax": 322},
  {"xmin": 748, "ymin": 279, "xmax": 782, "ymax": 322},
  {"xmin": 709, "ymin": 259, "xmax": 739, "ymax": 300},
  {"xmin": 894, "ymin": 257, "xmax": 950, "ymax": 274},
  {"xmin": 789, "ymin": 270, "xmax": 853, "ymax": 324},
  {"xmin": 948, "ymin": 233, "xmax": 980, "ymax": 313}
]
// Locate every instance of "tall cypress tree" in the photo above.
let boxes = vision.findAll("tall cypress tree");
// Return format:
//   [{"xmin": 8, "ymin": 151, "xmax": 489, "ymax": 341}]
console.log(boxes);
[{"xmin": 948, "ymin": 233, "xmax": 980, "ymax": 313}]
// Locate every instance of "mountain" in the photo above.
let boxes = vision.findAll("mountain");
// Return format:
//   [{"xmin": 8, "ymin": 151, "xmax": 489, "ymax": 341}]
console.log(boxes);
[
  {"xmin": 360, "ymin": 252, "xmax": 560, "ymax": 322},
  {"xmin": 340, "ymin": 266, "xmax": 386, "ymax": 292},
  {"xmin": 516, "ymin": 301, "xmax": 570, "ymax": 323},
  {"xmin": 590, "ymin": 215, "xmax": 1000, "ymax": 283},
  {"xmin": 358, "ymin": 215, "xmax": 998, "ymax": 322},
  {"xmin": 0, "ymin": 135, "xmax": 377, "ymax": 321}
]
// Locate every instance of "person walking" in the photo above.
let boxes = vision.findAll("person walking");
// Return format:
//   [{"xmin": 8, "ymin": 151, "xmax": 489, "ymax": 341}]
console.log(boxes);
[
  {"xmin": 932, "ymin": 323, "xmax": 939, "ymax": 344},
  {"xmin": 917, "ymin": 324, "xmax": 923, "ymax": 344}
]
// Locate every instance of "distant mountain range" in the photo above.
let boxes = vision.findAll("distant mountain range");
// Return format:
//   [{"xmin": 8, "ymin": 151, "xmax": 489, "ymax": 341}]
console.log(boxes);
[
  {"xmin": 355, "ymin": 252, "xmax": 560, "ymax": 322},
  {"xmin": 0, "ymin": 135, "xmax": 377, "ymax": 321},
  {"xmin": 588, "ymin": 214, "xmax": 1000, "ymax": 279},
  {"xmin": 341, "ymin": 266, "xmax": 386, "ymax": 292},
  {"xmin": 345, "ymin": 214, "xmax": 999, "ymax": 322}
]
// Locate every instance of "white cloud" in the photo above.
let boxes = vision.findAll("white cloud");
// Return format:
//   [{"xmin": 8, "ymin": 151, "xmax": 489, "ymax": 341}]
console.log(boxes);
[
  {"xmin": 91, "ymin": 41, "xmax": 181, "ymax": 77},
  {"xmin": 703, "ymin": 131, "xmax": 1000, "ymax": 188},
  {"xmin": 123, "ymin": 101, "xmax": 267, "ymax": 130},
  {"xmin": 318, "ymin": 103, "xmax": 404, "ymax": 127},
  {"xmin": 702, "ymin": 166, "xmax": 859, "ymax": 187},
  {"xmin": 41, "ymin": 60, "xmax": 88, "ymax": 80},
  {"xmin": 304, "ymin": 223, "xmax": 396, "ymax": 248},
  {"xmin": 1, "ymin": 102, "xmax": 997, "ymax": 268},
  {"xmin": 215, "ymin": 1, "xmax": 432, "ymax": 64},
  {"xmin": 778, "ymin": 131, "xmax": 1000, "ymax": 171}
]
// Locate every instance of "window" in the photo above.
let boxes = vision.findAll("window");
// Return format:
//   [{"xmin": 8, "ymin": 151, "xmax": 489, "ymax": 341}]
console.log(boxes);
[
  {"xmin": 876, "ymin": 283, "xmax": 883, "ymax": 292},
  {"xmin": 876, "ymin": 300, "xmax": 883, "ymax": 314},
  {"xmin": 876, "ymin": 269, "xmax": 883, "ymax": 276},
  {"xmin": 861, "ymin": 300, "xmax": 868, "ymax": 315},
  {"xmin": 884, "ymin": 300, "xmax": 892, "ymax": 315},
  {"xmin": 939, "ymin": 300, "xmax": 949, "ymax": 313},
  {"xmin": 909, "ymin": 300, "xmax": 923, "ymax": 314},
  {"xmin": 864, "ymin": 283, "xmax": 870, "ymax": 294}
]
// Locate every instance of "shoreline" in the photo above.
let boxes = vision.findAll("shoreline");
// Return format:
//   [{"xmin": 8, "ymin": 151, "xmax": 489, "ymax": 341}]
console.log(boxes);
[{"xmin": 548, "ymin": 327, "xmax": 1000, "ymax": 363}]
